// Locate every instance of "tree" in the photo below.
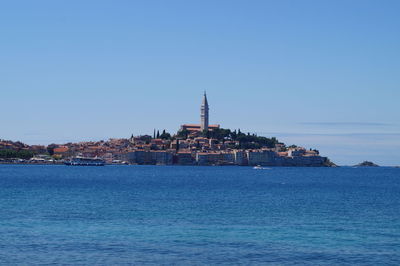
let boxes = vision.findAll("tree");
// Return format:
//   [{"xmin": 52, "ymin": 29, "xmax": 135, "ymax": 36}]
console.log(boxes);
[
  {"xmin": 160, "ymin": 130, "xmax": 172, "ymax": 140},
  {"xmin": 156, "ymin": 130, "xmax": 160, "ymax": 138},
  {"xmin": 47, "ymin": 144, "xmax": 58, "ymax": 156},
  {"xmin": 201, "ymin": 129, "xmax": 211, "ymax": 138},
  {"xmin": 139, "ymin": 135, "xmax": 152, "ymax": 144},
  {"xmin": 0, "ymin": 149, "xmax": 34, "ymax": 159},
  {"xmin": 177, "ymin": 129, "xmax": 189, "ymax": 139},
  {"xmin": 231, "ymin": 129, "xmax": 237, "ymax": 140}
]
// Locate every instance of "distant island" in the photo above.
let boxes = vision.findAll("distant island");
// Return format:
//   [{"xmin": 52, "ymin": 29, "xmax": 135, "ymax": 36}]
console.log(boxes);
[
  {"xmin": 354, "ymin": 161, "xmax": 379, "ymax": 167},
  {"xmin": 0, "ymin": 93, "xmax": 336, "ymax": 167}
]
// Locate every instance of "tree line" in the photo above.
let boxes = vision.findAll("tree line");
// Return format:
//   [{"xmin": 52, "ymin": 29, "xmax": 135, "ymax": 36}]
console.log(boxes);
[
  {"xmin": 0, "ymin": 149, "xmax": 35, "ymax": 159},
  {"xmin": 136, "ymin": 127, "xmax": 280, "ymax": 149},
  {"xmin": 178, "ymin": 127, "xmax": 279, "ymax": 148}
]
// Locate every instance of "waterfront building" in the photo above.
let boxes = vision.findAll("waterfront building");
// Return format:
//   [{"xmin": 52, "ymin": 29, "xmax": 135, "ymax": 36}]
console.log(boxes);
[
  {"xmin": 126, "ymin": 151, "xmax": 137, "ymax": 164},
  {"xmin": 287, "ymin": 147, "xmax": 306, "ymax": 157},
  {"xmin": 53, "ymin": 146, "xmax": 71, "ymax": 158},
  {"xmin": 126, "ymin": 150, "xmax": 173, "ymax": 165},
  {"xmin": 284, "ymin": 155, "xmax": 327, "ymax": 167},
  {"xmin": 176, "ymin": 151, "xmax": 194, "ymax": 165},
  {"xmin": 102, "ymin": 152, "xmax": 114, "ymax": 163},
  {"xmin": 196, "ymin": 151, "xmax": 235, "ymax": 165},
  {"xmin": 131, "ymin": 150, "xmax": 151, "ymax": 164},
  {"xmin": 233, "ymin": 150, "xmax": 247, "ymax": 165},
  {"xmin": 246, "ymin": 150, "xmax": 276, "ymax": 166},
  {"xmin": 196, "ymin": 152, "xmax": 209, "ymax": 165},
  {"xmin": 53, "ymin": 146, "xmax": 69, "ymax": 154},
  {"xmin": 151, "ymin": 150, "xmax": 173, "ymax": 165}
]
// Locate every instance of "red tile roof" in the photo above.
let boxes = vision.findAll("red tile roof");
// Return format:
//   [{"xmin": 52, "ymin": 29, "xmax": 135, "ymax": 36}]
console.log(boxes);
[{"xmin": 54, "ymin": 146, "xmax": 69, "ymax": 153}]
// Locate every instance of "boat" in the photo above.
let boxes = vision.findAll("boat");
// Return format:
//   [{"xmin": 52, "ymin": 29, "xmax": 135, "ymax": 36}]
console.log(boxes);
[
  {"xmin": 253, "ymin": 165, "xmax": 272, "ymax": 170},
  {"xmin": 64, "ymin": 156, "xmax": 105, "ymax": 166}
]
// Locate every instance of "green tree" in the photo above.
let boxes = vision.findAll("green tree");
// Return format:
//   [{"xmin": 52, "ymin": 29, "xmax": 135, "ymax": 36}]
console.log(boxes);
[
  {"xmin": 177, "ymin": 129, "xmax": 189, "ymax": 139},
  {"xmin": 0, "ymin": 149, "xmax": 34, "ymax": 159},
  {"xmin": 47, "ymin": 144, "xmax": 58, "ymax": 156},
  {"xmin": 160, "ymin": 130, "xmax": 172, "ymax": 140}
]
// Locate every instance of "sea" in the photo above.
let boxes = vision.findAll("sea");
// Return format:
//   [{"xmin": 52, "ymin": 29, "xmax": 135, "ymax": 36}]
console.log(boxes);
[{"xmin": 0, "ymin": 165, "xmax": 399, "ymax": 265}]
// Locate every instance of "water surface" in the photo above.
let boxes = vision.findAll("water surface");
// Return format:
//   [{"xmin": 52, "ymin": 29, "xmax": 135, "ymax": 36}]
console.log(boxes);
[{"xmin": 0, "ymin": 165, "xmax": 399, "ymax": 265}]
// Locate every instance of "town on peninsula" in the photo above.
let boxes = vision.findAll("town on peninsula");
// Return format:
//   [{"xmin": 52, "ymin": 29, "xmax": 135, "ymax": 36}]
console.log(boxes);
[{"xmin": 0, "ymin": 93, "xmax": 335, "ymax": 167}]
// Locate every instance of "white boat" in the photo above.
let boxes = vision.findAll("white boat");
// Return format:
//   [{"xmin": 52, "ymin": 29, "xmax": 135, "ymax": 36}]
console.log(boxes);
[
  {"xmin": 65, "ymin": 156, "xmax": 105, "ymax": 166},
  {"xmin": 253, "ymin": 165, "xmax": 263, "ymax": 170}
]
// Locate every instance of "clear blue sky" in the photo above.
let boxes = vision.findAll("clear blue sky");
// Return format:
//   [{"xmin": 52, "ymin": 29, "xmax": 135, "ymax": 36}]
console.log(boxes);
[{"xmin": 1, "ymin": 0, "xmax": 399, "ymax": 165}]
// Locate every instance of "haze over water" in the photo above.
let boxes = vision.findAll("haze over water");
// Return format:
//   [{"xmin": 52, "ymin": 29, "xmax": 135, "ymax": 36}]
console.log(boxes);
[{"xmin": 0, "ymin": 165, "xmax": 399, "ymax": 265}]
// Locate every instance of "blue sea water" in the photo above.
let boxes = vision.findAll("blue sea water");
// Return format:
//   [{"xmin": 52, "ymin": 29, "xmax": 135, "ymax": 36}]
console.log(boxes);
[{"xmin": 0, "ymin": 165, "xmax": 399, "ymax": 265}]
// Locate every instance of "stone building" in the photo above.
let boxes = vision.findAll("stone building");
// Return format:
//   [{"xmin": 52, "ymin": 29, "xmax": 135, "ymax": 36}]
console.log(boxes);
[{"xmin": 180, "ymin": 92, "xmax": 220, "ymax": 134}]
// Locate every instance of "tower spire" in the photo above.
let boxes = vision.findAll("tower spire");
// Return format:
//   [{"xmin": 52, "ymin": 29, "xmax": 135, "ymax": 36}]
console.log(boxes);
[{"xmin": 201, "ymin": 92, "xmax": 209, "ymax": 132}]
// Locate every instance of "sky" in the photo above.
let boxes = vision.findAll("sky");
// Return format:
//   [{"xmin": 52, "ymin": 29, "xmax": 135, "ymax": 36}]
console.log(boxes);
[{"xmin": 1, "ymin": 0, "xmax": 399, "ymax": 165}]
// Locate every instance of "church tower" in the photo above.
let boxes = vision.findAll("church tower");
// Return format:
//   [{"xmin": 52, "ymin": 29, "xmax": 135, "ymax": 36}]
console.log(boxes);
[{"xmin": 200, "ymin": 92, "xmax": 209, "ymax": 131}]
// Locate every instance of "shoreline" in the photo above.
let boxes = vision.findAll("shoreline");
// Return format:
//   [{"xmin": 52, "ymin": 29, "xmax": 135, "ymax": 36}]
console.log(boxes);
[{"xmin": 1, "ymin": 162, "xmax": 398, "ymax": 167}]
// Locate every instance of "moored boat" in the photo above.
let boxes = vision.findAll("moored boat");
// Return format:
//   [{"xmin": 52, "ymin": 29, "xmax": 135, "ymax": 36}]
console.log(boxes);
[{"xmin": 65, "ymin": 156, "xmax": 105, "ymax": 166}]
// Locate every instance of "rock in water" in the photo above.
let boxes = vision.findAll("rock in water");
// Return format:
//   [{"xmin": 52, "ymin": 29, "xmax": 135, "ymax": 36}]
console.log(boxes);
[{"xmin": 355, "ymin": 161, "xmax": 379, "ymax": 167}]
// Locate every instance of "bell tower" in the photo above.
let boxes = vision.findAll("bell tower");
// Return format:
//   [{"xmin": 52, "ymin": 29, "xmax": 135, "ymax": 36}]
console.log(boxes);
[{"xmin": 200, "ymin": 92, "xmax": 209, "ymax": 131}]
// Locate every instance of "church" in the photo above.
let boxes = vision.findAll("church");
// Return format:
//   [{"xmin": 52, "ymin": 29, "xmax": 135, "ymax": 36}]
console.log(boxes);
[{"xmin": 180, "ymin": 92, "xmax": 220, "ymax": 134}]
